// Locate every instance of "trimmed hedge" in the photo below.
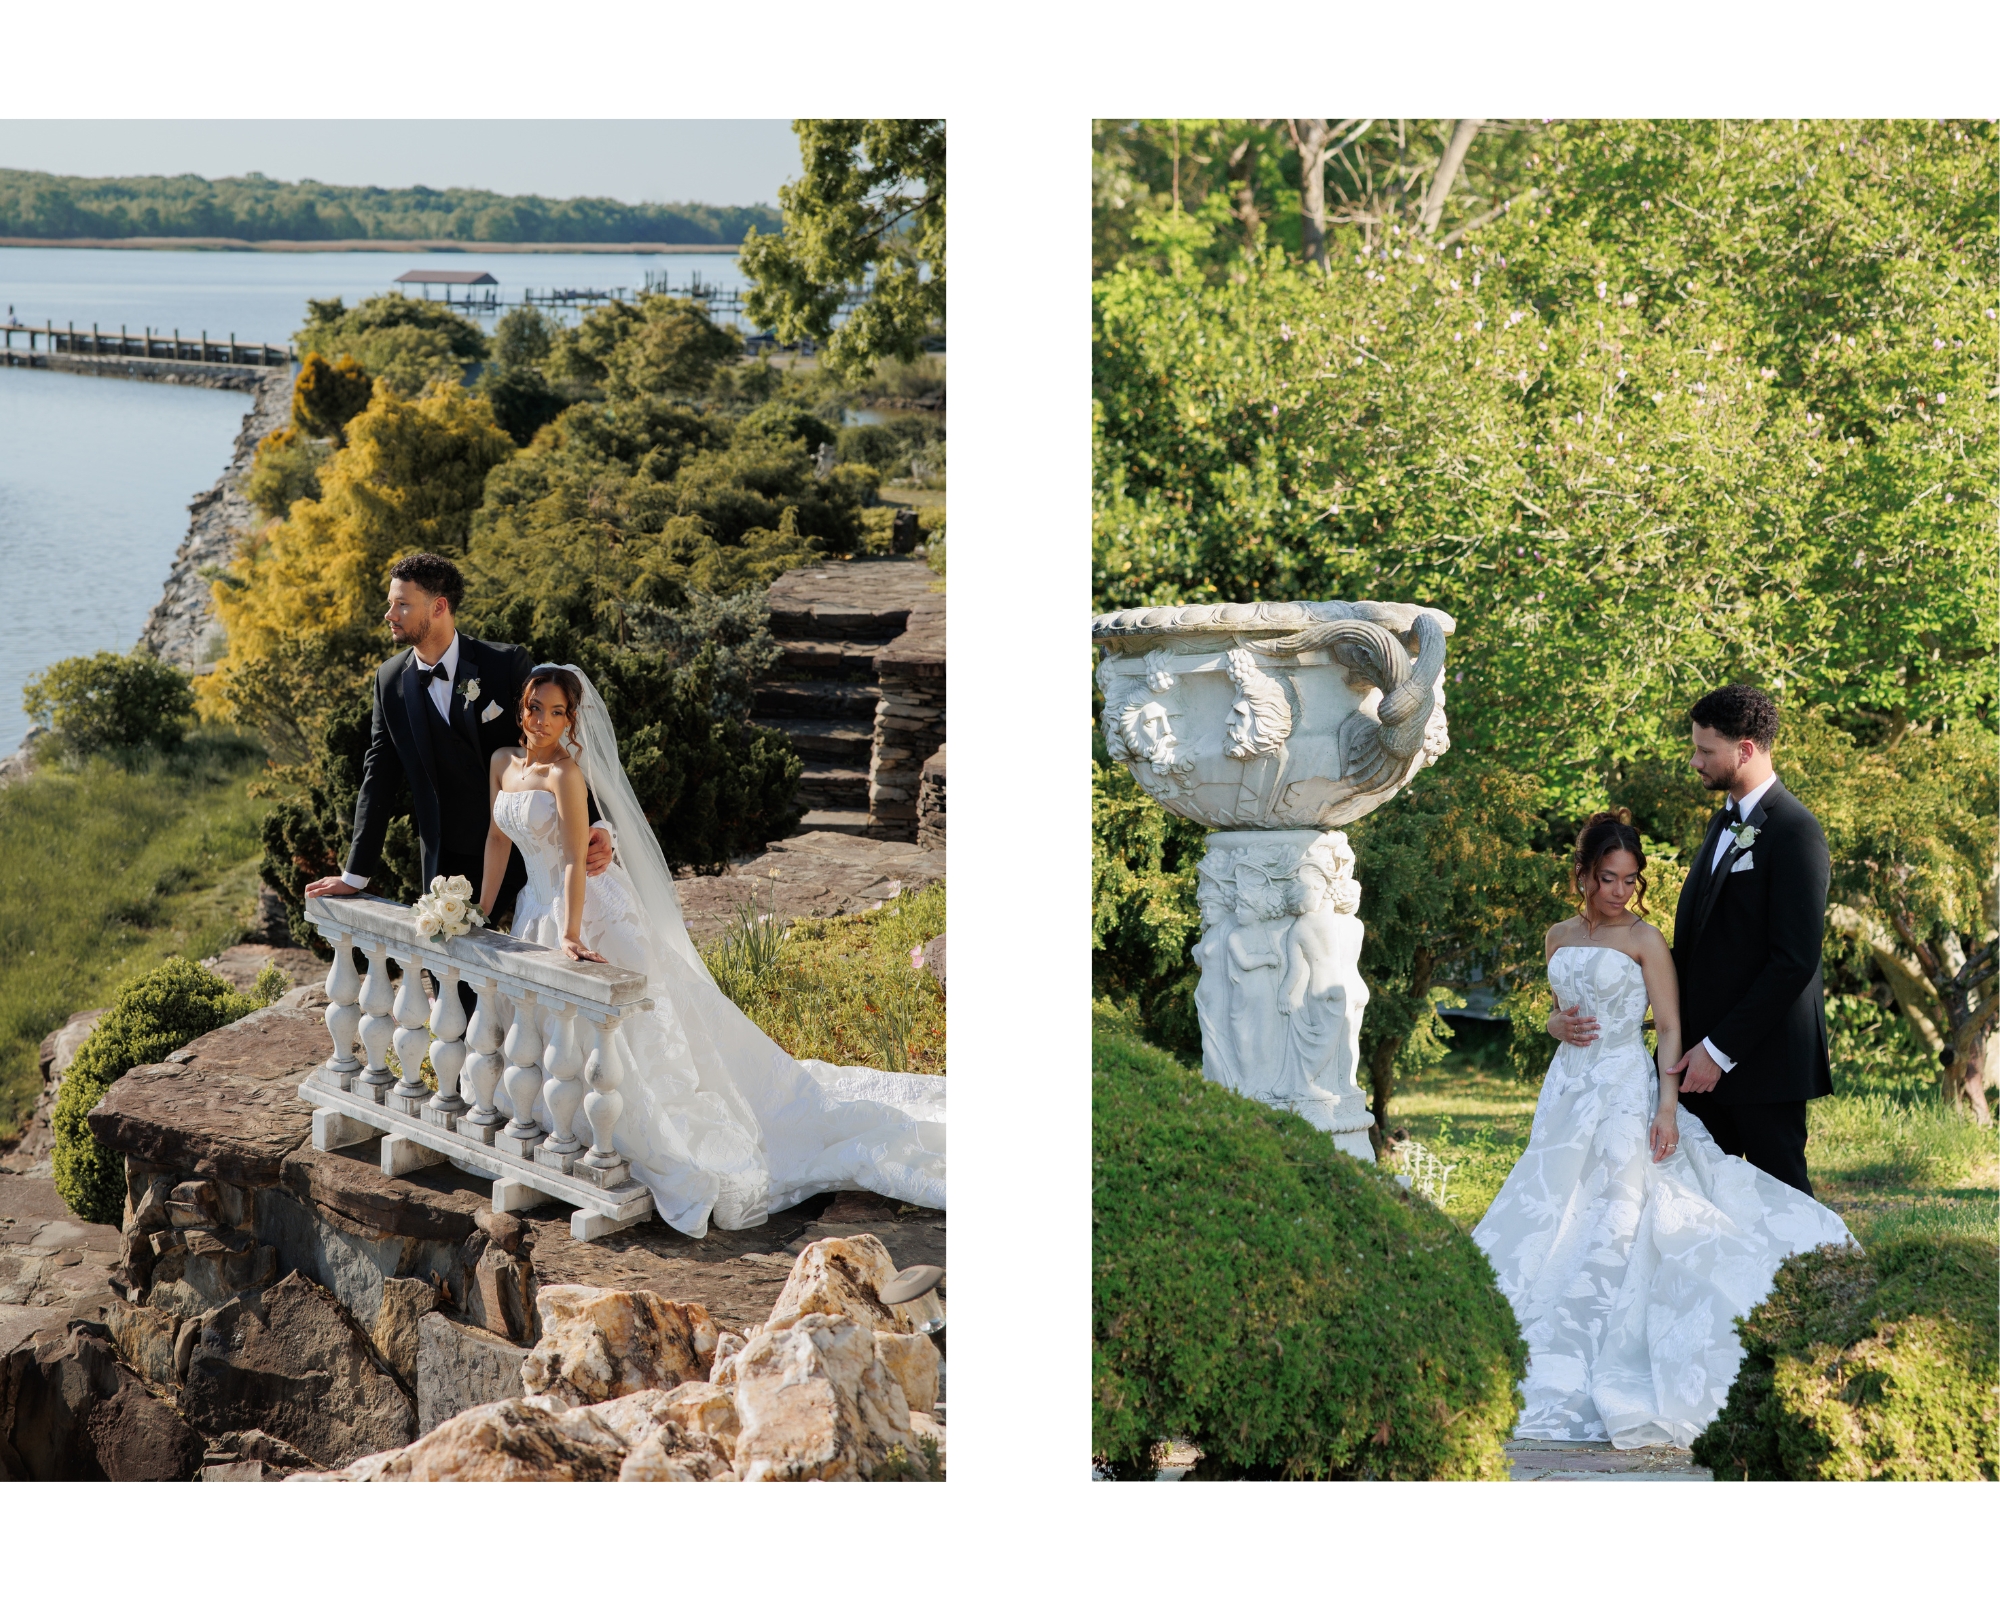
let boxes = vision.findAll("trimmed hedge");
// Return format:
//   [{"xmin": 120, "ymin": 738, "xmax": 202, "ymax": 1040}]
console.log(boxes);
[
  {"xmin": 1691, "ymin": 1238, "xmax": 1998, "ymax": 1481},
  {"xmin": 52, "ymin": 957, "xmax": 287, "ymax": 1225},
  {"xmin": 1092, "ymin": 1009, "xmax": 1526, "ymax": 1479}
]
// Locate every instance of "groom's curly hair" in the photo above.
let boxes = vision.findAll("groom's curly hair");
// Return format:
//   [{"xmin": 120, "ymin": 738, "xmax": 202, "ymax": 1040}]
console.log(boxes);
[
  {"xmin": 1690, "ymin": 683, "xmax": 1778, "ymax": 749},
  {"xmin": 1573, "ymin": 807, "xmax": 1649, "ymax": 918},
  {"xmin": 387, "ymin": 552, "xmax": 464, "ymax": 612}
]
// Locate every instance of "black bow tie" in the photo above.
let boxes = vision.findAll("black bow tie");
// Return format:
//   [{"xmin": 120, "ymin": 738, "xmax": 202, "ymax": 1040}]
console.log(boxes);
[
  {"xmin": 1722, "ymin": 800, "xmax": 1740, "ymax": 825},
  {"xmin": 419, "ymin": 661, "xmax": 450, "ymax": 687}
]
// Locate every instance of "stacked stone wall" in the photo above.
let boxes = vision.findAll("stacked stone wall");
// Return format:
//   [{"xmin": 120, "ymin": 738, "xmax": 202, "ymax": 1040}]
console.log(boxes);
[{"xmin": 866, "ymin": 593, "xmax": 945, "ymax": 842}]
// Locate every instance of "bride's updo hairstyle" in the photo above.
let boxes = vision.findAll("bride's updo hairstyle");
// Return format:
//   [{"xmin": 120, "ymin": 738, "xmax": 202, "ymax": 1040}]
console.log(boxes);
[
  {"xmin": 519, "ymin": 664, "xmax": 586, "ymax": 756},
  {"xmin": 1572, "ymin": 807, "xmax": 1648, "ymax": 918}
]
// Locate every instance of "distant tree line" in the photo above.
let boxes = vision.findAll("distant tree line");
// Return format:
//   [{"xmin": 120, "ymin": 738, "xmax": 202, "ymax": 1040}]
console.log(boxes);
[{"xmin": 0, "ymin": 168, "xmax": 778, "ymax": 244}]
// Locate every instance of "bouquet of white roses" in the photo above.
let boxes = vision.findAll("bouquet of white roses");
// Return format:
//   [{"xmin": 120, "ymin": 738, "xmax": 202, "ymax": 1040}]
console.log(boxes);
[{"xmin": 413, "ymin": 875, "xmax": 487, "ymax": 943}]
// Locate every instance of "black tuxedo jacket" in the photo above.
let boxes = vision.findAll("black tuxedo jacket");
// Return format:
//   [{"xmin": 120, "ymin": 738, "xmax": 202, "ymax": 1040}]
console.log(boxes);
[
  {"xmin": 346, "ymin": 634, "xmax": 534, "ymax": 892},
  {"xmin": 1671, "ymin": 777, "xmax": 1834, "ymax": 1107}
]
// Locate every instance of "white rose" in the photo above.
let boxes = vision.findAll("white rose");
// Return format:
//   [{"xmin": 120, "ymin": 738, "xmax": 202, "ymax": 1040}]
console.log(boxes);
[
  {"xmin": 443, "ymin": 874, "xmax": 474, "ymax": 900},
  {"xmin": 415, "ymin": 908, "xmax": 444, "ymax": 940}
]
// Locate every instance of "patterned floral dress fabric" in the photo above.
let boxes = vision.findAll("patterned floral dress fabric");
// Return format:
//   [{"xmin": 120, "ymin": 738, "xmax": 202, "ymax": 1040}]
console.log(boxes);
[{"xmin": 1472, "ymin": 945, "xmax": 1854, "ymax": 1447}]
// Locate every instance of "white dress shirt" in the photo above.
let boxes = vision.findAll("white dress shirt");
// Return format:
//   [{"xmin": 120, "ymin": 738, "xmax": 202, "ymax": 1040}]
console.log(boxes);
[{"xmin": 1699, "ymin": 770, "xmax": 1778, "ymax": 1074}]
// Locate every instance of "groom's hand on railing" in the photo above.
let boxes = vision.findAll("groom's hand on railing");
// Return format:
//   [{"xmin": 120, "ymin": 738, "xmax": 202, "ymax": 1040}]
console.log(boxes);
[
  {"xmin": 584, "ymin": 826, "xmax": 614, "ymax": 878},
  {"xmin": 304, "ymin": 876, "xmax": 359, "ymax": 899}
]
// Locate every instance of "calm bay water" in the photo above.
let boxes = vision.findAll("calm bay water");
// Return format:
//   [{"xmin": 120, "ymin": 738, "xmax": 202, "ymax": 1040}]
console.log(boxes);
[
  {"xmin": 0, "ymin": 245, "xmax": 750, "ymax": 346},
  {"xmin": 0, "ymin": 364, "xmax": 250, "ymax": 751},
  {"xmin": 0, "ymin": 246, "xmax": 757, "ymax": 754}
]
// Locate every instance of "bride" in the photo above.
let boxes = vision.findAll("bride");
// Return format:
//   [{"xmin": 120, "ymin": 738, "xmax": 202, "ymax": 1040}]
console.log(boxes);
[
  {"xmin": 474, "ymin": 663, "xmax": 945, "ymax": 1238},
  {"xmin": 1471, "ymin": 809, "xmax": 1851, "ymax": 1448}
]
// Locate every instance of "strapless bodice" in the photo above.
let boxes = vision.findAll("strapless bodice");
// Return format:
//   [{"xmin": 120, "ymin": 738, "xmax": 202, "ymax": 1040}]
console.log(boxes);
[
  {"xmin": 1548, "ymin": 943, "xmax": 1650, "ymax": 1053},
  {"xmin": 493, "ymin": 785, "xmax": 564, "ymax": 911}
]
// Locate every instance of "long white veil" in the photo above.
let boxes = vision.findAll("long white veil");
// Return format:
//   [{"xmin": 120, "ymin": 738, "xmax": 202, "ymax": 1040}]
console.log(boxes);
[{"xmin": 560, "ymin": 665, "xmax": 946, "ymax": 1224}]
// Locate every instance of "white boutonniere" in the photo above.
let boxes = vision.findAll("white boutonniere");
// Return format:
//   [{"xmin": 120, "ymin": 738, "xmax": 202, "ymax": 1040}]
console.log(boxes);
[
  {"xmin": 458, "ymin": 676, "xmax": 481, "ymax": 704},
  {"xmin": 1729, "ymin": 822, "xmax": 1759, "ymax": 851}
]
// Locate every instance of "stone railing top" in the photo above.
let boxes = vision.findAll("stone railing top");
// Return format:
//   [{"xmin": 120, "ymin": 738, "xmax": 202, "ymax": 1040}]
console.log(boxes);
[
  {"xmin": 1093, "ymin": 598, "xmax": 1455, "ymax": 650},
  {"xmin": 303, "ymin": 894, "xmax": 651, "ymax": 1013}
]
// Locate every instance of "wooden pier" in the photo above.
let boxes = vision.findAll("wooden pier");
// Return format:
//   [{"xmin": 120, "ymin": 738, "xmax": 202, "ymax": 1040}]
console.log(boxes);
[{"xmin": 1, "ymin": 320, "xmax": 293, "ymax": 372}]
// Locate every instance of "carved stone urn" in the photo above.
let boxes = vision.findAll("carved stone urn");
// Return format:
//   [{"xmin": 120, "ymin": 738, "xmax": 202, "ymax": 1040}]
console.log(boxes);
[{"xmin": 1094, "ymin": 600, "xmax": 1456, "ymax": 1160}]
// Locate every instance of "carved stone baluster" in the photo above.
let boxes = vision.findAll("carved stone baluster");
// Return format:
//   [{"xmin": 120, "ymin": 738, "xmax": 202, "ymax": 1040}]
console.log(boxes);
[
  {"xmin": 424, "ymin": 965, "xmax": 468, "ymax": 1129},
  {"xmin": 579, "ymin": 1014, "xmax": 630, "ymax": 1187},
  {"xmin": 458, "ymin": 978, "xmax": 505, "ymax": 1142},
  {"xmin": 497, "ymin": 994, "xmax": 546, "ymax": 1159},
  {"xmin": 354, "ymin": 943, "xmax": 398, "ymax": 1104},
  {"xmin": 536, "ymin": 1003, "xmax": 587, "ymax": 1173},
  {"xmin": 321, "ymin": 932, "xmax": 363, "ymax": 1089},
  {"xmin": 390, "ymin": 957, "xmax": 433, "ymax": 1114}
]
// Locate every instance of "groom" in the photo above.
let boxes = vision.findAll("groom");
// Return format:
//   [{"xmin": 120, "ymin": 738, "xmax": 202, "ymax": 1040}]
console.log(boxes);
[
  {"xmin": 302, "ymin": 551, "xmax": 611, "ymax": 920},
  {"xmin": 1668, "ymin": 684, "xmax": 1834, "ymax": 1195}
]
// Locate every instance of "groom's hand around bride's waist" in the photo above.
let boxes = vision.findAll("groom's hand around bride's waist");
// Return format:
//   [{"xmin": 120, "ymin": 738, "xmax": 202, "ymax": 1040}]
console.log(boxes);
[
  {"xmin": 585, "ymin": 826, "xmax": 614, "ymax": 877},
  {"xmin": 304, "ymin": 876, "xmax": 359, "ymax": 899}
]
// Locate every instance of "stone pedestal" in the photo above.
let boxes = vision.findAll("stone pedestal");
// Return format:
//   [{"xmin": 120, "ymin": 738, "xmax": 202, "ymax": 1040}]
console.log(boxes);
[
  {"xmin": 1193, "ymin": 829, "xmax": 1376, "ymax": 1160},
  {"xmin": 1094, "ymin": 599, "xmax": 1457, "ymax": 1161}
]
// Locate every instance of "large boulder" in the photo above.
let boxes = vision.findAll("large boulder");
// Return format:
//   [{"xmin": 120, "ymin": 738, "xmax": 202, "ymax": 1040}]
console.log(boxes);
[
  {"xmin": 764, "ymin": 1234, "xmax": 942, "ymax": 1336},
  {"xmin": 728, "ymin": 1312, "xmax": 927, "ymax": 1482},
  {"xmin": 180, "ymin": 1272, "xmax": 416, "ymax": 1469},
  {"xmin": 0, "ymin": 1319, "xmax": 203, "ymax": 1481},
  {"xmin": 521, "ymin": 1286, "xmax": 718, "ymax": 1407},
  {"xmin": 370, "ymin": 1277, "xmax": 441, "ymax": 1390},
  {"xmin": 416, "ymin": 1311, "xmax": 527, "ymax": 1436},
  {"xmin": 302, "ymin": 1397, "xmax": 630, "ymax": 1482}
]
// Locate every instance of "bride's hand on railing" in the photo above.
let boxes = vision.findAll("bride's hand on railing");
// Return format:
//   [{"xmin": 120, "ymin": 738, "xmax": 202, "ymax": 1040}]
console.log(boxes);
[{"xmin": 561, "ymin": 934, "xmax": 607, "ymax": 964}]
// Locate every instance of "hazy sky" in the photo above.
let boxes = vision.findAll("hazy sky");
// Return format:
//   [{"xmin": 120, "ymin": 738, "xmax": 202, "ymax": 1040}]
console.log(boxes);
[{"xmin": 0, "ymin": 120, "xmax": 801, "ymax": 206}]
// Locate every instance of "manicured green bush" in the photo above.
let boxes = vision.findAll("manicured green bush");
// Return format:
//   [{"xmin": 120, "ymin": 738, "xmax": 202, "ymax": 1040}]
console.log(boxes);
[
  {"xmin": 1691, "ymin": 1238, "xmax": 1997, "ymax": 1481},
  {"xmin": 52, "ymin": 956, "xmax": 287, "ymax": 1224},
  {"xmin": 1092, "ymin": 1009, "xmax": 1526, "ymax": 1479},
  {"xmin": 23, "ymin": 652, "xmax": 195, "ymax": 760}
]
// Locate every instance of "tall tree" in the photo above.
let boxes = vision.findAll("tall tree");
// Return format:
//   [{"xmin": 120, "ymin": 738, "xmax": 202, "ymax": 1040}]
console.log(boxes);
[{"xmin": 741, "ymin": 119, "xmax": 945, "ymax": 374}]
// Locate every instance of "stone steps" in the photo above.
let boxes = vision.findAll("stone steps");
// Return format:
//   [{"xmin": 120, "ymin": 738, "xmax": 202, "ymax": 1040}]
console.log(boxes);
[
  {"xmin": 754, "ymin": 716, "xmax": 873, "ymax": 761},
  {"xmin": 776, "ymin": 638, "xmax": 892, "ymax": 682},
  {"xmin": 792, "ymin": 808, "xmax": 873, "ymax": 838},
  {"xmin": 753, "ymin": 679, "xmax": 880, "ymax": 721},
  {"xmin": 797, "ymin": 760, "xmax": 870, "ymax": 811}
]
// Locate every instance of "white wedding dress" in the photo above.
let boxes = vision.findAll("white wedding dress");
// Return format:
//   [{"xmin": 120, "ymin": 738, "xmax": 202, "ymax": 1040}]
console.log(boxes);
[
  {"xmin": 484, "ymin": 672, "xmax": 945, "ymax": 1239},
  {"xmin": 1471, "ymin": 944, "xmax": 1853, "ymax": 1448}
]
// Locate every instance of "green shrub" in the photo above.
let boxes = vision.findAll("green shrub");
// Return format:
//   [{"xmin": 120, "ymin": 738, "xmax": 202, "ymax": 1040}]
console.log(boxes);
[
  {"xmin": 739, "ymin": 401, "xmax": 837, "ymax": 455},
  {"xmin": 23, "ymin": 651, "xmax": 195, "ymax": 759},
  {"xmin": 837, "ymin": 416, "xmax": 937, "ymax": 472},
  {"xmin": 1092, "ymin": 1008, "xmax": 1525, "ymax": 1479},
  {"xmin": 52, "ymin": 956, "xmax": 284, "ymax": 1224},
  {"xmin": 245, "ymin": 426, "xmax": 333, "ymax": 520},
  {"xmin": 296, "ymin": 295, "xmax": 487, "ymax": 395},
  {"xmin": 1090, "ymin": 760, "xmax": 1204, "ymax": 1057},
  {"xmin": 1691, "ymin": 1238, "xmax": 1998, "ymax": 1481},
  {"xmin": 1825, "ymin": 992, "xmax": 1941, "ymax": 1098}
]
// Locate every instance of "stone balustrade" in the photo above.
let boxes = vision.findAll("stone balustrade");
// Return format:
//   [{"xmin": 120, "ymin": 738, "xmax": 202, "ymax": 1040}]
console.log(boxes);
[{"xmin": 300, "ymin": 894, "xmax": 657, "ymax": 1242}]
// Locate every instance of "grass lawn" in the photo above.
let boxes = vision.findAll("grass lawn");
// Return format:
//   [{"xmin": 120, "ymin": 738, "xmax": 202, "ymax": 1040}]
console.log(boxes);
[
  {"xmin": 0, "ymin": 730, "xmax": 272, "ymax": 1139},
  {"xmin": 1390, "ymin": 1019, "xmax": 1999, "ymax": 1251},
  {"xmin": 703, "ymin": 879, "xmax": 944, "ymax": 1076}
]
